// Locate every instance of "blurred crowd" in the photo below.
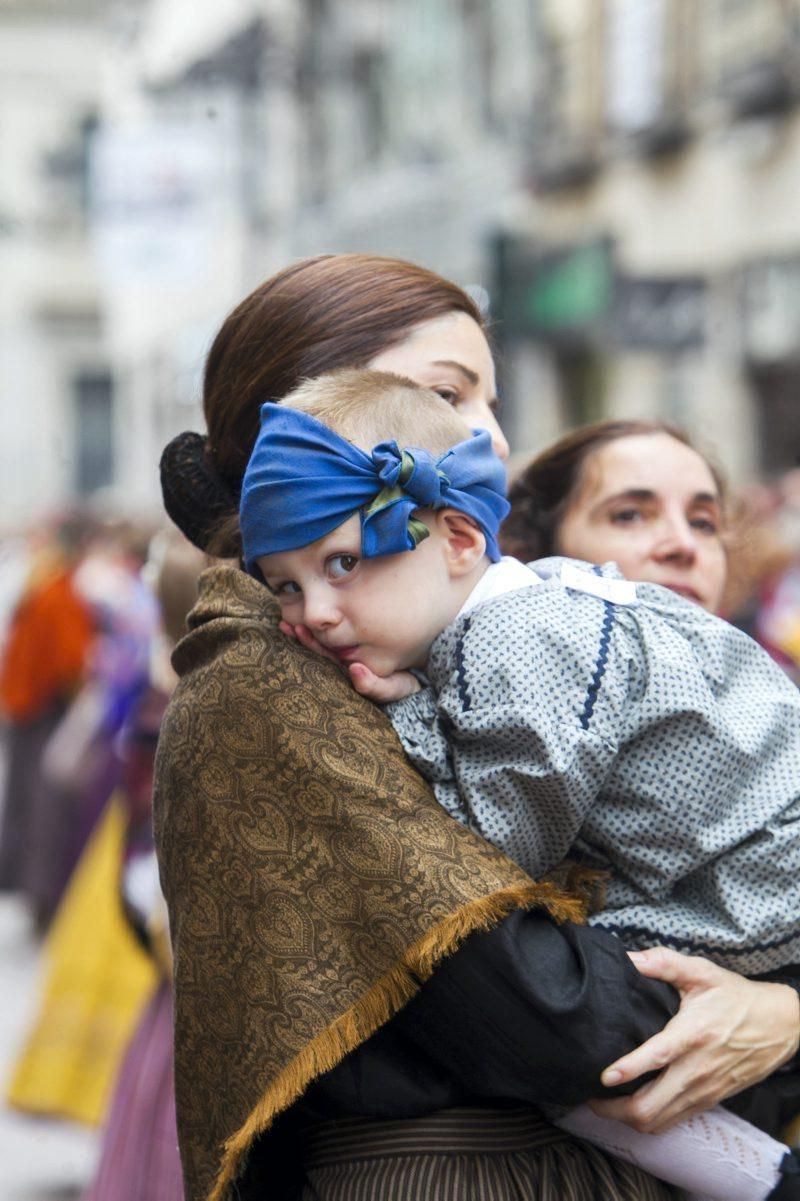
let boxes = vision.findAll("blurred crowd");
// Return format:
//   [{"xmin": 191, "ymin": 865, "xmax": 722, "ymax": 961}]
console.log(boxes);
[
  {"xmin": 0, "ymin": 513, "xmax": 205, "ymax": 1200},
  {"xmin": 724, "ymin": 469, "xmax": 800, "ymax": 686},
  {"xmin": 2, "ymin": 457, "xmax": 800, "ymax": 1199}
]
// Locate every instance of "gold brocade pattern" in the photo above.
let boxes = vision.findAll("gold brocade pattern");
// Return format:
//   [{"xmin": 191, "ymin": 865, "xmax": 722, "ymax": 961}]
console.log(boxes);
[{"xmin": 154, "ymin": 567, "xmax": 589, "ymax": 1201}]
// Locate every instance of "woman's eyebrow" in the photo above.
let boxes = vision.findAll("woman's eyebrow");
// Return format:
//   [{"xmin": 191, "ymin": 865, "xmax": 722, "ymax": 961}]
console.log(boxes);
[
  {"xmin": 596, "ymin": 488, "xmax": 720, "ymax": 509},
  {"xmin": 597, "ymin": 488, "xmax": 657, "ymax": 508},
  {"xmin": 431, "ymin": 359, "xmax": 480, "ymax": 386}
]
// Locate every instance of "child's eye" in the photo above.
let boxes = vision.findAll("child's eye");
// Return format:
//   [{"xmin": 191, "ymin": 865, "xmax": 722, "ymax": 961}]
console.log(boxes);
[
  {"xmin": 328, "ymin": 554, "xmax": 359, "ymax": 580},
  {"xmin": 275, "ymin": 580, "xmax": 302, "ymax": 596}
]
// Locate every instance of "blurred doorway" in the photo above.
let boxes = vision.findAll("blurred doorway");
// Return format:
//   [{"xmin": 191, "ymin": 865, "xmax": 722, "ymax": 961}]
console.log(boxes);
[
  {"xmin": 748, "ymin": 363, "xmax": 800, "ymax": 475},
  {"xmin": 554, "ymin": 348, "xmax": 606, "ymax": 427}
]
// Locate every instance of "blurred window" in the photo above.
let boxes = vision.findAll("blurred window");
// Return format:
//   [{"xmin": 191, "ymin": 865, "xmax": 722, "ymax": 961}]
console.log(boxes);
[
  {"xmin": 540, "ymin": 0, "xmax": 604, "ymax": 146},
  {"xmin": 462, "ymin": 0, "xmax": 537, "ymax": 134},
  {"xmin": 606, "ymin": 0, "xmax": 667, "ymax": 133},
  {"xmin": 749, "ymin": 363, "xmax": 800, "ymax": 475},
  {"xmin": 605, "ymin": 0, "xmax": 695, "ymax": 135},
  {"xmin": 742, "ymin": 258, "xmax": 800, "ymax": 473},
  {"xmin": 297, "ymin": 0, "xmax": 329, "ymax": 204},
  {"xmin": 41, "ymin": 111, "xmax": 98, "ymax": 231},
  {"xmin": 353, "ymin": 48, "xmax": 385, "ymax": 164},
  {"xmin": 73, "ymin": 371, "xmax": 114, "ymax": 495},
  {"xmin": 709, "ymin": 0, "xmax": 788, "ymax": 85}
]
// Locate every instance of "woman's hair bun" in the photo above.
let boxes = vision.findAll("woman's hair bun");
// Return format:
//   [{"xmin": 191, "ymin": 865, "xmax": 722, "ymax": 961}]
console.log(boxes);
[{"xmin": 159, "ymin": 431, "xmax": 238, "ymax": 553}]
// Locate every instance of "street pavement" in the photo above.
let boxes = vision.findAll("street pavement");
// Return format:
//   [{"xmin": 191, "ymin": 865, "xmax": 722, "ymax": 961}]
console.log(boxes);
[{"xmin": 0, "ymin": 895, "xmax": 99, "ymax": 1201}]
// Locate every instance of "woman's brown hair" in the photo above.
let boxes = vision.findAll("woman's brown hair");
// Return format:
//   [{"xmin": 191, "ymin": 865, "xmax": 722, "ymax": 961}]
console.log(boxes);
[
  {"xmin": 166, "ymin": 254, "xmax": 483, "ymax": 556},
  {"xmin": 501, "ymin": 419, "xmax": 727, "ymax": 564}
]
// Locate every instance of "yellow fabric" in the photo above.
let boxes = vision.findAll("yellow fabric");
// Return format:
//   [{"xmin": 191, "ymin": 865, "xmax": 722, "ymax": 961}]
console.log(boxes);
[{"xmin": 6, "ymin": 796, "xmax": 157, "ymax": 1126}]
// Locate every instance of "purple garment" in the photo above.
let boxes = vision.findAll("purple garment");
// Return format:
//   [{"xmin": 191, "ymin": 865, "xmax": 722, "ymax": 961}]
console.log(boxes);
[
  {"xmin": 84, "ymin": 982, "xmax": 183, "ymax": 1201},
  {"xmin": 0, "ymin": 707, "xmax": 63, "ymax": 897},
  {"xmin": 61, "ymin": 736, "xmax": 123, "ymax": 904}
]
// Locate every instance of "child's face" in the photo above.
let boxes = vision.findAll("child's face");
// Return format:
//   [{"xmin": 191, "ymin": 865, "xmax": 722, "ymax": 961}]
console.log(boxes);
[{"xmin": 257, "ymin": 514, "xmax": 467, "ymax": 676}]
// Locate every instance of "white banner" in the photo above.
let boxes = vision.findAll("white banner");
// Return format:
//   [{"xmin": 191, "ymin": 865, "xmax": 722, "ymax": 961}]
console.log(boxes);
[
  {"xmin": 89, "ymin": 119, "xmax": 233, "ymax": 287},
  {"xmin": 606, "ymin": 0, "xmax": 665, "ymax": 133}
]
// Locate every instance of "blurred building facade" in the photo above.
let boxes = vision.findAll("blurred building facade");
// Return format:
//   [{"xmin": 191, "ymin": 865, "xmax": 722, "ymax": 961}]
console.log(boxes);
[
  {"xmin": 495, "ymin": 0, "xmax": 800, "ymax": 481},
  {"xmin": 9, "ymin": 0, "xmax": 800, "ymax": 522},
  {"xmin": 3, "ymin": 0, "xmax": 540, "ymax": 520},
  {"xmin": 0, "ymin": 0, "xmax": 110, "ymax": 524},
  {"xmin": 83, "ymin": 0, "xmax": 539, "ymax": 515}
]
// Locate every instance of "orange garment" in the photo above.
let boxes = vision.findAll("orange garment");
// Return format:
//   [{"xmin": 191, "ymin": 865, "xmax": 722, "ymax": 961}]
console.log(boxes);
[{"xmin": 0, "ymin": 567, "xmax": 94, "ymax": 723}]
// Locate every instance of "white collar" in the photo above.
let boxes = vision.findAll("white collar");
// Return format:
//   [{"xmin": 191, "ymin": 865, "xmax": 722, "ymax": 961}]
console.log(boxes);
[{"xmin": 456, "ymin": 557, "xmax": 541, "ymax": 619}]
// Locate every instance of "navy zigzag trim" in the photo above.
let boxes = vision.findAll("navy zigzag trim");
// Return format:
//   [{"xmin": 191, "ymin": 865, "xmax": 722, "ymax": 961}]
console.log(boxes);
[
  {"xmin": 580, "ymin": 601, "xmax": 614, "ymax": 730},
  {"xmin": 594, "ymin": 920, "xmax": 800, "ymax": 960},
  {"xmin": 455, "ymin": 616, "xmax": 472, "ymax": 712}
]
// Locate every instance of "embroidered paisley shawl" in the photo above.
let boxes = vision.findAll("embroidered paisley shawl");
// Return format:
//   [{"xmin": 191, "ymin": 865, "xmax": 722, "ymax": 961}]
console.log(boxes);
[{"xmin": 154, "ymin": 567, "xmax": 587, "ymax": 1201}]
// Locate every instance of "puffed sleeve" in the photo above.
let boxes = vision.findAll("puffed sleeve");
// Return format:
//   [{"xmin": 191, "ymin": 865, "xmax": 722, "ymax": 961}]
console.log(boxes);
[
  {"xmin": 385, "ymin": 685, "xmax": 469, "ymax": 825},
  {"xmin": 401, "ymin": 586, "xmax": 634, "ymax": 878},
  {"xmin": 398, "ymin": 909, "xmax": 679, "ymax": 1104},
  {"xmin": 301, "ymin": 909, "xmax": 679, "ymax": 1117}
]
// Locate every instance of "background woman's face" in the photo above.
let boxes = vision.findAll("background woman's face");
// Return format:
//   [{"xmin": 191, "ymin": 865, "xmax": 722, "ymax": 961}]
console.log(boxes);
[
  {"xmin": 556, "ymin": 433, "xmax": 727, "ymax": 613},
  {"xmin": 368, "ymin": 311, "xmax": 509, "ymax": 461}
]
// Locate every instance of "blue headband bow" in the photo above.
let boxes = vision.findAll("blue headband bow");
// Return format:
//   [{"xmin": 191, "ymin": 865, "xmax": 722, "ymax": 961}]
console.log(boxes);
[{"xmin": 240, "ymin": 404, "xmax": 509, "ymax": 573}]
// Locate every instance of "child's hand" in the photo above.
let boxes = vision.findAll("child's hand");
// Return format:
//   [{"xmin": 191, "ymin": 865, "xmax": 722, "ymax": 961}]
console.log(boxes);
[
  {"xmin": 347, "ymin": 663, "xmax": 421, "ymax": 704},
  {"xmin": 279, "ymin": 622, "xmax": 420, "ymax": 703}
]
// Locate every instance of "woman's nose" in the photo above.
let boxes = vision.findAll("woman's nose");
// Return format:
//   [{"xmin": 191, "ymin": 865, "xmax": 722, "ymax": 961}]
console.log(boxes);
[
  {"xmin": 654, "ymin": 516, "xmax": 698, "ymax": 562},
  {"xmin": 487, "ymin": 413, "xmax": 510, "ymax": 462},
  {"xmin": 473, "ymin": 403, "xmax": 509, "ymax": 461}
]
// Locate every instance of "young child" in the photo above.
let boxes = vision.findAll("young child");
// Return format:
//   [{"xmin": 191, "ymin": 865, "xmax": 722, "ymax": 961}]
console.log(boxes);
[{"xmin": 240, "ymin": 368, "xmax": 800, "ymax": 1201}]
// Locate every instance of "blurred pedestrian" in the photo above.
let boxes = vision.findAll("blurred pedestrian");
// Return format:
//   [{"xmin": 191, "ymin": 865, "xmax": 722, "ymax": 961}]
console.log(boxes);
[
  {"xmin": 4, "ymin": 523, "xmax": 162, "ymax": 1127},
  {"xmin": 0, "ymin": 514, "xmax": 95, "ymax": 931},
  {"xmin": 84, "ymin": 530, "xmax": 204, "ymax": 1201},
  {"xmin": 4, "ymin": 792, "xmax": 157, "ymax": 1126}
]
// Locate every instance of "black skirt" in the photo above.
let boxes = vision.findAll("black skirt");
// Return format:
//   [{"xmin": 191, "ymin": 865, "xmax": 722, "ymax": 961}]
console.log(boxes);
[{"xmin": 300, "ymin": 1106, "xmax": 677, "ymax": 1201}]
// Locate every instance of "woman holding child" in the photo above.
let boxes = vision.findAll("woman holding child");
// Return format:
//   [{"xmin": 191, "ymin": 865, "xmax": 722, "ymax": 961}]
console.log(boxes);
[{"xmin": 155, "ymin": 254, "xmax": 799, "ymax": 1201}]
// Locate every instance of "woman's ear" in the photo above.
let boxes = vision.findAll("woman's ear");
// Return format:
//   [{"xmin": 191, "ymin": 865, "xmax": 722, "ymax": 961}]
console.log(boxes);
[{"xmin": 435, "ymin": 510, "xmax": 487, "ymax": 577}]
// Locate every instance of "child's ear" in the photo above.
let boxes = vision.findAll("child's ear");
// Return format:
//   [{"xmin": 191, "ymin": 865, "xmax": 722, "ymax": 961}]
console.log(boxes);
[{"xmin": 436, "ymin": 510, "xmax": 486, "ymax": 577}]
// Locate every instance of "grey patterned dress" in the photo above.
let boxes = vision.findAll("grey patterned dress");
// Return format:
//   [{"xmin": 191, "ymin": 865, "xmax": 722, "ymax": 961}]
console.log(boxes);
[{"xmin": 387, "ymin": 557, "xmax": 800, "ymax": 974}]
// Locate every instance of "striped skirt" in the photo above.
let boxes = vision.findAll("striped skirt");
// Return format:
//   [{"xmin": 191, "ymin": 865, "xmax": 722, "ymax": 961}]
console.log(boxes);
[
  {"xmin": 300, "ymin": 1107, "xmax": 677, "ymax": 1201},
  {"xmin": 83, "ymin": 982, "xmax": 183, "ymax": 1201}
]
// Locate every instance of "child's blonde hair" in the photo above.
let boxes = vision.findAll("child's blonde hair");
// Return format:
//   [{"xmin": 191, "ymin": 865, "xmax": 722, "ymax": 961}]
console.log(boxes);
[{"xmin": 282, "ymin": 368, "xmax": 472, "ymax": 455}]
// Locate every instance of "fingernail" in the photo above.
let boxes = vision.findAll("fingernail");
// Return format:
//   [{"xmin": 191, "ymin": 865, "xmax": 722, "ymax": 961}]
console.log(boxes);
[{"xmin": 603, "ymin": 1069, "xmax": 623, "ymax": 1085}]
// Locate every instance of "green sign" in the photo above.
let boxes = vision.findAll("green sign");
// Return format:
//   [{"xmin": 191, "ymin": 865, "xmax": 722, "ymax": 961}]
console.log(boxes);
[{"xmin": 526, "ymin": 242, "xmax": 614, "ymax": 333}]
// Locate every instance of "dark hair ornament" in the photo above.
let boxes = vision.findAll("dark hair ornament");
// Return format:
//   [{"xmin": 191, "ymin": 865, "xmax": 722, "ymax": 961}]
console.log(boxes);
[{"xmin": 159, "ymin": 431, "xmax": 239, "ymax": 553}]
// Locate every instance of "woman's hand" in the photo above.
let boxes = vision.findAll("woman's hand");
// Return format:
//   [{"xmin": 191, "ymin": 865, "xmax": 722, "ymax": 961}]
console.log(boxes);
[
  {"xmin": 590, "ymin": 947, "xmax": 800, "ymax": 1133},
  {"xmin": 279, "ymin": 622, "xmax": 421, "ymax": 703}
]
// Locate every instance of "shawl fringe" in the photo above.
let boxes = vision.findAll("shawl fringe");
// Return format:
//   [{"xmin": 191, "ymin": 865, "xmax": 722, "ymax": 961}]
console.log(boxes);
[{"xmin": 209, "ymin": 877, "xmax": 587, "ymax": 1200}]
